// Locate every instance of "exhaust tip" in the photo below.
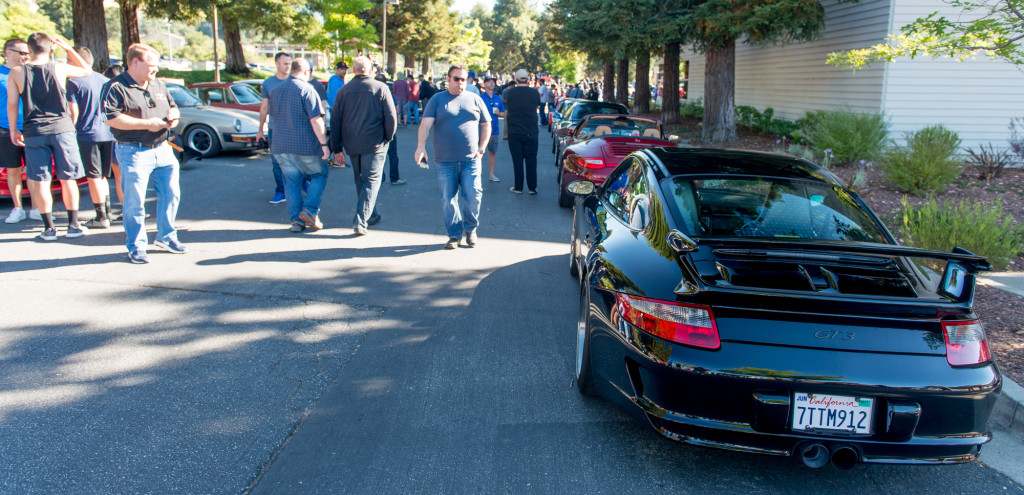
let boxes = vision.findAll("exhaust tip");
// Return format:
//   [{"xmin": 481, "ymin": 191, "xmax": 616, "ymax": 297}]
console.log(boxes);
[
  {"xmin": 829, "ymin": 445, "xmax": 859, "ymax": 470},
  {"xmin": 800, "ymin": 443, "xmax": 829, "ymax": 469}
]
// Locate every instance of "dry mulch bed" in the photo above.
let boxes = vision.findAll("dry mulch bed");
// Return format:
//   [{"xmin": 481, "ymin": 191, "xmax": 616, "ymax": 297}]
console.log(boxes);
[{"xmin": 659, "ymin": 116, "xmax": 1024, "ymax": 385}]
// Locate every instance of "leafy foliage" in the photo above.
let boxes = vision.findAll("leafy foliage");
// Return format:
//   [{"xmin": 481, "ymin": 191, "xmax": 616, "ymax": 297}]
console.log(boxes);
[
  {"xmin": 35, "ymin": 0, "xmax": 72, "ymax": 38},
  {"xmin": 0, "ymin": 1, "xmax": 58, "ymax": 41},
  {"xmin": 829, "ymin": 0, "xmax": 1024, "ymax": 69},
  {"xmin": 882, "ymin": 125, "xmax": 964, "ymax": 195},
  {"xmin": 735, "ymin": 105, "xmax": 799, "ymax": 137},
  {"xmin": 445, "ymin": 18, "xmax": 492, "ymax": 71},
  {"xmin": 680, "ymin": 98, "xmax": 704, "ymax": 119},
  {"xmin": 965, "ymin": 143, "xmax": 1013, "ymax": 180},
  {"xmin": 900, "ymin": 196, "xmax": 1022, "ymax": 270},
  {"xmin": 796, "ymin": 107, "xmax": 889, "ymax": 165}
]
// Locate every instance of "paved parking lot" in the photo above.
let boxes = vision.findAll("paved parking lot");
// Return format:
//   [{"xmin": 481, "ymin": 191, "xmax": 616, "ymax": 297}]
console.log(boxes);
[{"xmin": 1, "ymin": 125, "xmax": 1021, "ymax": 493}]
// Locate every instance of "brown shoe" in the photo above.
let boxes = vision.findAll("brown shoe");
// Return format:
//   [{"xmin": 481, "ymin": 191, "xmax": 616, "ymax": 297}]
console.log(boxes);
[
  {"xmin": 465, "ymin": 231, "xmax": 477, "ymax": 247},
  {"xmin": 298, "ymin": 210, "xmax": 323, "ymax": 231},
  {"xmin": 444, "ymin": 237, "xmax": 460, "ymax": 249}
]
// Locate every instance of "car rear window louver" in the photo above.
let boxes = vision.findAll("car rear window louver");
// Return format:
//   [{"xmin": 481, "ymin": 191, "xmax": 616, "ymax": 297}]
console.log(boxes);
[{"xmin": 712, "ymin": 255, "xmax": 918, "ymax": 298}]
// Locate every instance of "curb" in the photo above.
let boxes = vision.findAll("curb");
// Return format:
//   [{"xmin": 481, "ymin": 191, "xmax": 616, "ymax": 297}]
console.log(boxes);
[
  {"xmin": 978, "ymin": 273, "xmax": 1024, "ymax": 298},
  {"xmin": 993, "ymin": 375, "xmax": 1024, "ymax": 439}
]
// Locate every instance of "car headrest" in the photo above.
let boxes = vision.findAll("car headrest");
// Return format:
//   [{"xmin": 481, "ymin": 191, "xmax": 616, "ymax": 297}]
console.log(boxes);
[
  {"xmin": 642, "ymin": 128, "xmax": 661, "ymax": 138},
  {"xmin": 593, "ymin": 126, "xmax": 612, "ymax": 136}
]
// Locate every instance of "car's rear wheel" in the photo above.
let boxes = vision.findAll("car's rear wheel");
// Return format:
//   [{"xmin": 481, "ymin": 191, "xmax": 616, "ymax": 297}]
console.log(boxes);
[
  {"xmin": 186, "ymin": 124, "xmax": 221, "ymax": 158},
  {"xmin": 575, "ymin": 281, "xmax": 596, "ymax": 396}
]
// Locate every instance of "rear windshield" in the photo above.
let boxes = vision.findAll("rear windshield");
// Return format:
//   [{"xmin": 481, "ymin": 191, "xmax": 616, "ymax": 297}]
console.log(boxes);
[
  {"xmin": 577, "ymin": 117, "xmax": 661, "ymax": 139},
  {"xmin": 665, "ymin": 177, "xmax": 888, "ymax": 243}
]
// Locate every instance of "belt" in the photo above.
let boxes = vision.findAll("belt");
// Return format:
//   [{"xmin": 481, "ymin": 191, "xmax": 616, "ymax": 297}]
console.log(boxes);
[{"xmin": 118, "ymin": 141, "xmax": 165, "ymax": 149}]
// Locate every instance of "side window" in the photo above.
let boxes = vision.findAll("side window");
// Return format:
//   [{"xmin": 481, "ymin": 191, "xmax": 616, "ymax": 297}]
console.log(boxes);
[
  {"xmin": 603, "ymin": 158, "xmax": 645, "ymax": 227},
  {"xmin": 200, "ymin": 88, "xmax": 224, "ymax": 103}
]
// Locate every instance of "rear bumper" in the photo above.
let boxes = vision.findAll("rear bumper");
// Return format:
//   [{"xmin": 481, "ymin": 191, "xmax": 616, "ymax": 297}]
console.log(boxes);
[{"xmin": 588, "ymin": 300, "xmax": 1001, "ymax": 465}]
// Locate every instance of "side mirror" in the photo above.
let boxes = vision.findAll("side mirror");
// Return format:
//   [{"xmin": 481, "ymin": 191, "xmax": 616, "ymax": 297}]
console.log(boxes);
[
  {"xmin": 666, "ymin": 229, "xmax": 698, "ymax": 252},
  {"xmin": 668, "ymin": 134, "xmax": 683, "ymax": 144},
  {"xmin": 555, "ymin": 128, "xmax": 572, "ymax": 137},
  {"xmin": 567, "ymin": 180, "xmax": 595, "ymax": 196}
]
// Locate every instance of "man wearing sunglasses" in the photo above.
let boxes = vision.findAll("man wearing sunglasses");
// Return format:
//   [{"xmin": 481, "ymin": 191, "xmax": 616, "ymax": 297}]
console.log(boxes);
[
  {"xmin": 414, "ymin": 64, "xmax": 491, "ymax": 250},
  {"xmin": 6, "ymin": 32, "xmax": 92, "ymax": 241},
  {"xmin": 1, "ymin": 38, "xmax": 39, "ymax": 224},
  {"xmin": 102, "ymin": 43, "xmax": 183, "ymax": 264}
]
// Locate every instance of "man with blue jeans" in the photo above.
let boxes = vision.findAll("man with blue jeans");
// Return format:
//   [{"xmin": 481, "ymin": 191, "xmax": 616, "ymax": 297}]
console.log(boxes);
[
  {"xmin": 415, "ymin": 64, "xmax": 491, "ymax": 250},
  {"xmin": 269, "ymin": 59, "xmax": 330, "ymax": 233},
  {"xmin": 102, "ymin": 43, "xmax": 184, "ymax": 263},
  {"xmin": 330, "ymin": 56, "xmax": 397, "ymax": 235},
  {"xmin": 255, "ymin": 52, "xmax": 291, "ymax": 204}
]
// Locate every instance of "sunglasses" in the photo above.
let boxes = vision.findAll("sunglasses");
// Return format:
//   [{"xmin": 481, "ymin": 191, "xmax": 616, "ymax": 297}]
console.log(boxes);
[
  {"xmin": 450, "ymin": 76, "xmax": 467, "ymax": 82},
  {"xmin": 6, "ymin": 48, "xmax": 29, "ymax": 56},
  {"xmin": 143, "ymin": 90, "xmax": 156, "ymax": 108}
]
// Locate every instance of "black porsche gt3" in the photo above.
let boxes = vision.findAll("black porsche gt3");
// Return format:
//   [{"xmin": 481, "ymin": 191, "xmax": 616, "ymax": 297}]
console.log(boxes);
[{"xmin": 567, "ymin": 147, "xmax": 1000, "ymax": 469}]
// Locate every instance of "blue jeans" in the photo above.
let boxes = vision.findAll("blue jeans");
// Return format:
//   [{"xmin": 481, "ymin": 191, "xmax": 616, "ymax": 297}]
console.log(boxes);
[
  {"xmin": 408, "ymin": 102, "xmax": 420, "ymax": 124},
  {"xmin": 385, "ymin": 133, "xmax": 400, "ymax": 182},
  {"xmin": 348, "ymin": 145, "xmax": 388, "ymax": 228},
  {"xmin": 116, "ymin": 142, "xmax": 180, "ymax": 253},
  {"xmin": 268, "ymin": 132, "xmax": 284, "ymax": 194},
  {"xmin": 274, "ymin": 153, "xmax": 329, "ymax": 223},
  {"xmin": 435, "ymin": 159, "xmax": 482, "ymax": 239}
]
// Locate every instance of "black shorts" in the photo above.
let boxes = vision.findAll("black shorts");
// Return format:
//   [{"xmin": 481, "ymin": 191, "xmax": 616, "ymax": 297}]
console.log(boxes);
[
  {"xmin": 0, "ymin": 127, "xmax": 26, "ymax": 169},
  {"xmin": 79, "ymin": 140, "xmax": 114, "ymax": 178}
]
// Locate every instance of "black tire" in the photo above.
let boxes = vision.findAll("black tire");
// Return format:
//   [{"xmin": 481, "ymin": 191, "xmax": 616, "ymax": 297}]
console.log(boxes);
[
  {"xmin": 575, "ymin": 281, "xmax": 596, "ymax": 396},
  {"xmin": 185, "ymin": 124, "xmax": 222, "ymax": 158}
]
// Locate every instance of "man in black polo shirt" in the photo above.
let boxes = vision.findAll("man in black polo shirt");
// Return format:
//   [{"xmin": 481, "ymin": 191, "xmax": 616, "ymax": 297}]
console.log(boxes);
[{"xmin": 102, "ymin": 43, "xmax": 184, "ymax": 264}]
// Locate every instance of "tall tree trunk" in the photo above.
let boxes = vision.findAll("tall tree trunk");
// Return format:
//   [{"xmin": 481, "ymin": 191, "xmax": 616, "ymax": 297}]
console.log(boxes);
[
  {"xmin": 602, "ymin": 62, "xmax": 614, "ymax": 102},
  {"xmin": 616, "ymin": 58, "xmax": 629, "ymax": 106},
  {"xmin": 702, "ymin": 40, "xmax": 738, "ymax": 143},
  {"xmin": 73, "ymin": 0, "xmax": 109, "ymax": 71},
  {"xmin": 634, "ymin": 51, "xmax": 650, "ymax": 114},
  {"xmin": 421, "ymin": 58, "xmax": 429, "ymax": 76},
  {"xmin": 119, "ymin": 0, "xmax": 140, "ymax": 60},
  {"xmin": 661, "ymin": 41, "xmax": 680, "ymax": 125},
  {"xmin": 222, "ymin": 16, "xmax": 250, "ymax": 75},
  {"xmin": 386, "ymin": 50, "xmax": 397, "ymax": 78},
  {"xmin": 404, "ymin": 54, "xmax": 416, "ymax": 76}
]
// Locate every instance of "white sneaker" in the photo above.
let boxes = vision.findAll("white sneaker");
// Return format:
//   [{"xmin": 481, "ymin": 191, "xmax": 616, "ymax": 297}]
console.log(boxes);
[
  {"xmin": 489, "ymin": 175, "xmax": 500, "ymax": 182},
  {"xmin": 28, "ymin": 209, "xmax": 41, "ymax": 221},
  {"xmin": 5, "ymin": 208, "xmax": 26, "ymax": 224}
]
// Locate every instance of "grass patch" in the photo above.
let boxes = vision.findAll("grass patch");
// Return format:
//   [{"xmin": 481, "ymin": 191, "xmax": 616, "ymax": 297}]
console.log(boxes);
[{"xmin": 157, "ymin": 69, "xmax": 275, "ymax": 86}]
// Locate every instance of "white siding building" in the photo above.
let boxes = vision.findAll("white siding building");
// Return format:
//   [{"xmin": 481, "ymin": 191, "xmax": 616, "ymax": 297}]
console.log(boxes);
[{"xmin": 678, "ymin": 0, "xmax": 1024, "ymax": 150}]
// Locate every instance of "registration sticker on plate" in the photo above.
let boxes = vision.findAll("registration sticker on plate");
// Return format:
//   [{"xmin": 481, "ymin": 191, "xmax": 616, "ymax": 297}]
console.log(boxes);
[{"xmin": 792, "ymin": 393, "xmax": 873, "ymax": 435}]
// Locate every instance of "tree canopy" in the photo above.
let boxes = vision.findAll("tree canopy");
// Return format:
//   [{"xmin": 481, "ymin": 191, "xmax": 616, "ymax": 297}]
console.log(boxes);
[{"xmin": 828, "ymin": 0, "xmax": 1024, "ymax": 69}]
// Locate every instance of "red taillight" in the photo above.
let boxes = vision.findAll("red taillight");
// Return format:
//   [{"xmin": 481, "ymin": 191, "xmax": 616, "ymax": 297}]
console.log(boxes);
[
  {"xmin": 616, "ymin": 293, "xmax": 720, "ymax": 349},
  {"xmin": 942, "ymin": 320, "xmax": 990, "ymax": 366},
  {"xmin": 575, "ymin": 157, "xmax": 604, "ymax": 169}
]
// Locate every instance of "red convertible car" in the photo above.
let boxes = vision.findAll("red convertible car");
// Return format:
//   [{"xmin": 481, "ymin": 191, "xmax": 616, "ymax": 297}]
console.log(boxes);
[{"xmin": 555, "ymin": 114, "xmax": 675, "ymax": 207}]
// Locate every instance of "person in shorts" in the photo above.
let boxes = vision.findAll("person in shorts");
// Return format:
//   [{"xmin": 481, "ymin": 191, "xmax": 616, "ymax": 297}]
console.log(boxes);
[
  {"xmin": 479, "ymin": 76, "xmax": 505, "ymax": 183},
  {"xmin": 2, "ymin": 37, "xmax": 39, "ymax": 224},
  {"xmin": 6, "ymin": 32, "xmax": 92, "ymax": 240},
  {"xmin": 66, "ymin": 46, "xmax": 115, "ymax": 228}
]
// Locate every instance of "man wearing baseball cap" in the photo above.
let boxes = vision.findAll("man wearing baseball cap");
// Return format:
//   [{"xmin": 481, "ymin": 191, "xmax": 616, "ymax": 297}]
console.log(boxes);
[
  {"xmin": 327, "ymin": 61, "xmax": 348, "ymax": 110},
  {"xmin": 504, "ymin": 68, "xmax": 541, "ymax": 194}
]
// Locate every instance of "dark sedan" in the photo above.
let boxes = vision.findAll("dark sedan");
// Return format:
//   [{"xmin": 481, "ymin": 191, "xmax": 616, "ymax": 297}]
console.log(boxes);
[{"xmin": 567, "ymin": 147, "xmax": 1000, "ymax": 469}]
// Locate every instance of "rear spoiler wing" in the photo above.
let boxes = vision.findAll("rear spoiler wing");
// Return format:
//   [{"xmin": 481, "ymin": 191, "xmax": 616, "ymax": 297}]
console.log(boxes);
[{"xmin": 671, "ymin": 233, "xmax": 992, "ymax": 301}]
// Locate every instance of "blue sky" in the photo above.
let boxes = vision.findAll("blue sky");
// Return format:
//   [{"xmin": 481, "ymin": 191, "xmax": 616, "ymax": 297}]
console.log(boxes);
[{"xmin": 450, "ymin": 0, "xmax": 551, "ymax": 16}]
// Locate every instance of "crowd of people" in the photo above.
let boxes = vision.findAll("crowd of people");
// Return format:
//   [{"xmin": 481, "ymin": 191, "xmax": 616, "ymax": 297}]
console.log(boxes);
[{"xmin": 2, "ymin": 31, "xmax": 617, "ymax": 261}]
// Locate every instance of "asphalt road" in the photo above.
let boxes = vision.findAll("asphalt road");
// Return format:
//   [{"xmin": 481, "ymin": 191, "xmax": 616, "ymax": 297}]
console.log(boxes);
[{"xmin": 1, "ymin": 123, "xmax": 1021, "ymax": 494}]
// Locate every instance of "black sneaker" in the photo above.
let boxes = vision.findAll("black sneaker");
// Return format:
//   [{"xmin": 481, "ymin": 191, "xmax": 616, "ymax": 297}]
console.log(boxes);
[
  {"xmin": 66, "ymin": 225, "xmax": 88, "ymax": 238},
  {"xmin": 84, "ymin": 217, "xmax": 110, "ymax": 228},
  {"xmin": 528, "ymin": 190, "xmax": 538, "ymax": 195},
  {"xmin": 290, "ymin": 221, "xmax": 306, "ymax": 233},
  {"xmin": 367, "ymin": 213, "xmax": 381, "ymax": 226}
]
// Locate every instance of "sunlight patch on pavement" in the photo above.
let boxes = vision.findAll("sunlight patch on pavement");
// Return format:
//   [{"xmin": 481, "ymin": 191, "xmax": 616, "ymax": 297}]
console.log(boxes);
[
  {"xmin": 0, "ymin": 384, "xmax": 99, "ymax": 420},
  {"xmin": 56, "ymin": 330, "xmax": 277, "ymax": 382}
]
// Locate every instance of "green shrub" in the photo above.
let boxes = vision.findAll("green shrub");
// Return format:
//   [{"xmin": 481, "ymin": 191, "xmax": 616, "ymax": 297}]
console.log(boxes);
[
  {"xmin": 680, "ymin": 98, "xmax": 703, "ymax": 119},
  {"xmin": 881, "ymin": 125, "xmax": 963, "ymax": 194},
  {"xmin": 900, "ymin": 197, "xmax": 1022, "ymax": 271},
  {"xmin": 734, "ymin": 105, "xmax": 798, "ymax": 138},
  {"xmin": 795, "ymin": 107, "xmax": 888, "ymax": 165}
]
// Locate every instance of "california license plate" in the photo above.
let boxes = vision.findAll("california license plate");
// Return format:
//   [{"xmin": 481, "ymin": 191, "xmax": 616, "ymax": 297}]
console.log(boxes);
[{"xmin": 792, "ymin": 393, "xmax": 873, "ymax": 435}]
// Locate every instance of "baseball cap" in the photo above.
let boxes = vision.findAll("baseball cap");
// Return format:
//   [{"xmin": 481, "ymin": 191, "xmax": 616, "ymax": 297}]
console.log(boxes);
[
  {"xmin": 515, "ymin": 69, "xmax": 529, "ymax": 81},
  {"xmin": 483, "ymin": 76, "xmax": 495, "ymax": 82},
  {"xmin": 335, "ymin": 61, "xmax": 348, "ymax": 69}
]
